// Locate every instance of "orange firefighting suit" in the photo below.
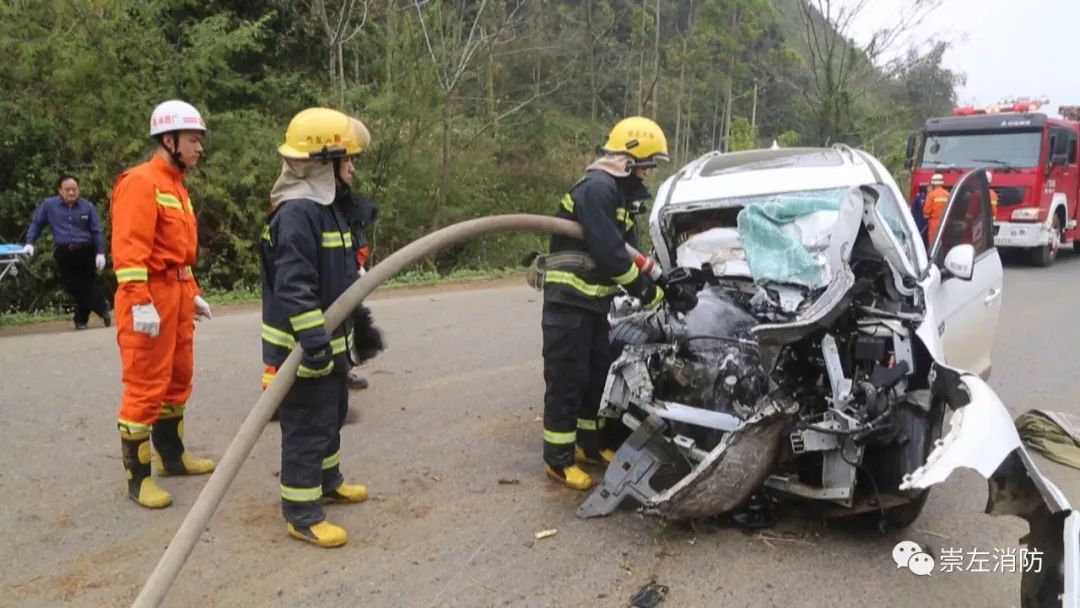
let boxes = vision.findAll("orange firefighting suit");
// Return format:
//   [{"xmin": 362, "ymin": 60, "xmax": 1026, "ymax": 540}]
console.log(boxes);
[
  {"xmin": 111, "ymin": 154, "xmax": 201, "ymax": 433},
  {"xmin": 924, "ymin": 186, "xmax": 950, "ymax": 245}
]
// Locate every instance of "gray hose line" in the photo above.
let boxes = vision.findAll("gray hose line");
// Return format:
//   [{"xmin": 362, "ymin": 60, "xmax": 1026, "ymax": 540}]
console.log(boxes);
[{"xmin": 133, "ymin": 214, "xmax": 649, "ymax": 607}]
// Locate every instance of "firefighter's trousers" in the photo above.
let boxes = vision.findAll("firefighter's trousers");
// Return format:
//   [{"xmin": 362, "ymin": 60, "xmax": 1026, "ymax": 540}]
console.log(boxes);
[
  {"xmin": 279, "ymin": 370, "xmax": 348, "ymax": 527},
  {"xmin": 541, "ymin": 300, "xmax": 613, "ymax": 468},
  {"xmin": 116, "ymin": 272, "xmax": 196, "ymax": 432}
]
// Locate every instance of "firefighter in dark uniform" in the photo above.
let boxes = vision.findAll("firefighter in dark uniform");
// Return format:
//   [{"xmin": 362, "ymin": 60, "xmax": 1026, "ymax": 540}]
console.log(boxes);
[
  {"xmin": 542, "ymin": 116, "xmax": 679, "ymax": 491},
  {"xmin": 260, "ymin": 107, "xmax": 384, "ymax": 547}
]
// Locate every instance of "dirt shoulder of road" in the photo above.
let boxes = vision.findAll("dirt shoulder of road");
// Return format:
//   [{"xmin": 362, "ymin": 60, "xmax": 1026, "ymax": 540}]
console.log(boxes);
[{"xmin": 0, "ymin": 276, "xmax": 527, "ymax": 338}]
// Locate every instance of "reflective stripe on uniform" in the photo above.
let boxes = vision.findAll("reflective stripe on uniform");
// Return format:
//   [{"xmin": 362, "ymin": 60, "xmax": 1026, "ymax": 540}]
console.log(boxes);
[
  {"xmin": 289, "ymin": 309, "xmax": 325, "ymax": 332},
  {"xmin": 645, "ymin": 285, "xmax": 665, "ymax": 310},
  {"xmin": 298, "ymin": 361, "xmax": 334, "ymax": 378},
  {"xmin": 155, "ymin": 189, "xmax": 184, "ymax": 211},
  {"xmin": 576, "ymin": 418, "xmax": 597, "ymax": 431},
  {"xmin": 615, "ymin": 208, "xmax": 634, "ymax": 230},
  {"xmin": 116, "ymin": 267, "xmax": 148, "ymax": 282},
  {"xmin": 560, "ymin": 193, "xmax": 575, "ymax": 214},
  {"xmin": 262, "ymin": 324, "xmax": 296, "ymax": 349},
  {"xmin": 159, "ymin": 403, "xmax": 185, "ymax": 419},
  {"xmin": 280, "ymin": 484, "xmax": 322, "ymax": 502},
  {"xmin": 322, "ymin": 452, "xmax": 341, "ymax": 470},
  {"xmin": 544, "ymin": 270, "xmax": 617, "ymax": 298},
  {"xmin": 118, "ymin": 419, "xmax": 152, "ymax": 435},
  {"xmin": 330, "ymin": 335, "xmax": 348, "ymax": 355},
  {"xmin": 261, "ymin": 226, "xmax": 272, "ymax": 244},
  {"xmin": 321, "ymin": 232, "xmax": 353, "ymax": 248},
  {"xmin": 612, "ymin": 263, "xmax": 639, "ymax": 286},
  {"xmin": 543, "ymin": 429, "xmax": 576, "ymax": 445}
]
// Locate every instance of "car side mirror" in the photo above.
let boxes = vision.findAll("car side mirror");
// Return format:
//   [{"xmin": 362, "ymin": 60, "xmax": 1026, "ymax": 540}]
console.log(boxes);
[{"xmin": 942, "ymin": 244, "xmax": 975, "ymax": 281}]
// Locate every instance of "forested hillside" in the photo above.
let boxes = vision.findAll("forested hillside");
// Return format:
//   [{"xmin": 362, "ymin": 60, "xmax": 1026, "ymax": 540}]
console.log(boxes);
[{"xmin": 0, "ymin": 0, "xmax": 961, "ymax": 314}]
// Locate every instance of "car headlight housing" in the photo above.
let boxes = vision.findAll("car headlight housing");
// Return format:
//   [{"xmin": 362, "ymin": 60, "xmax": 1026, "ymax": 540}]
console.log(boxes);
[{"xmin": 1011, "ymin": 208, "xmax": 1041, "ymax": 221}]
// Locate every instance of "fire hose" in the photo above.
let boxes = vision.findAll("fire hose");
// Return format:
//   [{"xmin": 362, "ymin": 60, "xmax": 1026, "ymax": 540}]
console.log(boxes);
[{"xmin": 132, "ymin": 214, "xmax": 659, "ymax": 607}]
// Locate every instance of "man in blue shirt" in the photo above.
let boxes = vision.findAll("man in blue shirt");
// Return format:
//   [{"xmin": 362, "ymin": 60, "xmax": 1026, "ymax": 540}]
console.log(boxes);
[{"xmin": 23, "ymin": 175, "xmax": 111, "ymax": 329}]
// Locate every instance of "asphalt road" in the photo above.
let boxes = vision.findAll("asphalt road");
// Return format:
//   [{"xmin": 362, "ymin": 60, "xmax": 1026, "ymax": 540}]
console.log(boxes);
[{"xmin": 2, "ymin": 257, "xmax": 1078, "ymax": 608}]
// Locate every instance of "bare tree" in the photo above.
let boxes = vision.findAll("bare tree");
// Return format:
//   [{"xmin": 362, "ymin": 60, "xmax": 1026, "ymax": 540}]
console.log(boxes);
[
  {"xmin": 308, "ymin": 0, "xmax": 370, "ymax": 108},
  {"xmin": 797, "ymin": 0, "xmax": 942, "ymax": 144},
  {"xmin": 414, "ymin": 0, "xmax": 557, "ymax": 232}
]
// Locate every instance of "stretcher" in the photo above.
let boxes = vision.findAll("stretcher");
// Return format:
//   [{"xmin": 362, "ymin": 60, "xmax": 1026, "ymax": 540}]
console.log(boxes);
[{"xmin": 0, "ymin": 243, "xmax": 27, "ymax": 283}]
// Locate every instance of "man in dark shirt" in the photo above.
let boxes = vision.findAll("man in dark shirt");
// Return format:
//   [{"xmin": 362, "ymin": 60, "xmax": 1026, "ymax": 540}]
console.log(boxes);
[{"xmin": 23, "ymin": 175, "xmax": 111, "ymax": 329}]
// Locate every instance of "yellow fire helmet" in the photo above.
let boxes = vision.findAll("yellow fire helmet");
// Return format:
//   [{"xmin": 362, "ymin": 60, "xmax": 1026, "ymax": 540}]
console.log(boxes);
[
  {"xmin": 601, "ymin": 116, "xmax": 670, "ymax": 167},
  {"xmin": 278, "ymin": 107, "xmax": 371, "ymax": 161}
]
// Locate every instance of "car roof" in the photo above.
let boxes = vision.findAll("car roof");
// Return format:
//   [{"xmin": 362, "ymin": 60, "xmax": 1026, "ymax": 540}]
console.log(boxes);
[{"xmin": 657, "ymin": 146, "xmax": 883, "ymax": 207}]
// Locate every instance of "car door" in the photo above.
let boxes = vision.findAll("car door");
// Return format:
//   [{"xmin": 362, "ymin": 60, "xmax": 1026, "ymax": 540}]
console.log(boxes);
[{"xmin": 930, "ymin": 169, "xmax": 1004, "ymax": 377}]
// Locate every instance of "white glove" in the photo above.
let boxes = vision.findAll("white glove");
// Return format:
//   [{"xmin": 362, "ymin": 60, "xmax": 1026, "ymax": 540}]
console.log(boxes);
[
  {"xmin": 22, "ymin": 244, "xmax": 34, "ymax": 256},
  {"xmin": 95, "ymin": 254, "xmax": 106, "ymax": 271},
  {"xmin": 133, "ymin": 303, "xmax": 161, "ymax": 338},
  {"xmin": 194, "ymin": 295, "xmax": 212, "ymax": 322}
]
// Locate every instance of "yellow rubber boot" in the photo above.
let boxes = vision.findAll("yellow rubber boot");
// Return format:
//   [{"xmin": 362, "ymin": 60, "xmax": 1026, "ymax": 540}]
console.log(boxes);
[
  {"xmin": 324, "ymin": 483, "xmax": 368, "ymax": 504},
  {"xmin": 287, "ymin": 521, "xmax": 348, "ymax": 548},
  {"xmin": 152, "ymin": 416, "xmax": 216, "ymax": 476},
  {"xmin": 575, "ymin": 446, "xmax": 616, "ymax": 465},
  {"xmin": 120, "ymin": 429, "xmax": 173, "ymax": 509},
  {"xmin": 545, "ymin": 464, "xmax": 596, "ymax": 491}
]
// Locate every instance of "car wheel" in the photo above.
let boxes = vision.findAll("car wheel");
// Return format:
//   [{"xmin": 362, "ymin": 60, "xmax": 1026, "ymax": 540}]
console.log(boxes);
[{"xmin": 1031, "ymin": 215, "xmax": 1062, "ymax": 267}]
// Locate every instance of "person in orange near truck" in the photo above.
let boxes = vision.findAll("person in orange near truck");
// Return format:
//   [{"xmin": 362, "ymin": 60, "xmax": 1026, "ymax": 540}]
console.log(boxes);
[
  {"xmin": 111, "ymin": 100, "xmax": 216, "ymax": 509},
  {"xmin": 924, "ymin": 173, "xmax": 950, "ymax": 245},
  {"xmin": 986, "ymin": 170, "xmax": 999, "ymax": 220}
]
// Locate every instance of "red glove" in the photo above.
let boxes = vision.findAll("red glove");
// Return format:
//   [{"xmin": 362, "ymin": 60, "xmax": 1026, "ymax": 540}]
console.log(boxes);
[{"xmin": 356, "ymin": 246, "xmax": 370, "ymax": 268}]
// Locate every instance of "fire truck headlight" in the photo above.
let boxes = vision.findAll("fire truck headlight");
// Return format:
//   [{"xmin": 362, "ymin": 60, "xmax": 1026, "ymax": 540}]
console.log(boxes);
[{"xmin": 1011, "ymin": 208, "xmax": 1041, "ymax": 221}]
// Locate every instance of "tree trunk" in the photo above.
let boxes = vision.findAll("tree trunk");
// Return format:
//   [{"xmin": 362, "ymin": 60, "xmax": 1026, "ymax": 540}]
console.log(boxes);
[
  {"xmin": 385, "ymin": 0, "xmax": 396, "ymax": 92},
  {"xmin": 722, "ymin": 77, "xmax": 732, "ymax": 153},
  {"xmin": 586, "ymin": 0, "xmax": 599, "ymax": 139},
  {"xmin": 652, "ymin": 0, "xmax": 660, "ymax": 119},
  {"xmin": 435, "ymin": 97, "xmax": 452, "ymax": 234}
]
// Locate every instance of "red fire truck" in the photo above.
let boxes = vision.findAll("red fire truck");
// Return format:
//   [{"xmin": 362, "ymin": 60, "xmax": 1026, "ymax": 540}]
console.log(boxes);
[{"xmin": 905, "ymin": 99, "xmax": 1080, "ymax": 266}]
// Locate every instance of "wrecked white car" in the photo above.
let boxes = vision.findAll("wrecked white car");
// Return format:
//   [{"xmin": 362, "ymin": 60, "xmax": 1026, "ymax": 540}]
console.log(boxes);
[{"xmin": 580, "ymin": 146, "xmax": 1077, "ymax": 607}]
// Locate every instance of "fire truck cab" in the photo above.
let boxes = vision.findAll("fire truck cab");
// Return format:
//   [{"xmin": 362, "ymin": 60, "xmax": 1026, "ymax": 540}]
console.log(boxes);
[{"xmin": 906, "ymin": 101, "xmax": 1080, "ymax": 266}]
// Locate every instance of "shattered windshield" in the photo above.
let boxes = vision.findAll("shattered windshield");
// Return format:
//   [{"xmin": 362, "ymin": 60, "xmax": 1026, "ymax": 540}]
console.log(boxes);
[
  {"xmin": 734, "ymin": 188, "xmax": 848, "ymax": 288},
  {"xmin": 920, "ymin": 131, "xmax": 1042, "ymax": 169}
]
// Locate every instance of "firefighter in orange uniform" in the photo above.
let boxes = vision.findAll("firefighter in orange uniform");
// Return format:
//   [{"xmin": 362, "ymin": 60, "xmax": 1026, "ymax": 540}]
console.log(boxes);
[
  {"xmin": 111, "ymin": 100, "xmax": 216, "ymax": 509},
  {"xmin": 924, "ymin": 173, "xmax": 950, "ymax": 245}
]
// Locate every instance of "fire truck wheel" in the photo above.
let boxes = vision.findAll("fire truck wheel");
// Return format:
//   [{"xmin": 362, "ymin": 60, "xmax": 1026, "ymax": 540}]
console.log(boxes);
[{"xmin": 1030, "ymin": 215, "xmax": 1061, "ymax": 267}]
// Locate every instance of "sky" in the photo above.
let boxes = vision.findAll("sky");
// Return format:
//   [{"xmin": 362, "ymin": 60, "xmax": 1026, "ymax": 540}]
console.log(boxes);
[{"xmin": 848, "ymin": 0, "xmax": 1080, "ymax": 117}]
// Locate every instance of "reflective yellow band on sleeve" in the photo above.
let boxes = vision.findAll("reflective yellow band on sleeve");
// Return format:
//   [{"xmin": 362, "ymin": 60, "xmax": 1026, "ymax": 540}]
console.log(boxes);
[
  {"xmin": 544, "ymin": 270, "xmax": 617, "ymax": 298},
  {"xmin": 645, "ymin": 285, "xmax": 665, "ymax": 310},
  {"xmin": 560, "ymin": 193, "xmax": 575, "ymax": 214},
  {"xmin": 155, "ymin": 190, "xmax": 184, "ymax": 211},
  {"xmin": 298, "ymin": 361, "xmax": 334, "ymax": 378},
  {"xmin": 289, "ymin": 309, "xmax": 325, "ymax": 332},
  {"xmin": 280, "ymin": 484, "xmax": 322, "ymax": 502},
  {"xmin": 116, "ymin": 267, "xmax": 148, "ymax": 283},
  {"xmin": 330, "ymin": 336, "xmax": 348, "ymax": 354},
  {"xmin": 543, "ymin": 429, "xmax": 576, "ymax": 445},
  {"xmin": 612, "ymin": 264, "xmax": 639, "ymax": 286}
]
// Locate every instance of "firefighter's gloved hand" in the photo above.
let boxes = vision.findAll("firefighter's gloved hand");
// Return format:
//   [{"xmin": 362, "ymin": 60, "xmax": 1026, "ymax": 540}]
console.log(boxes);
[
  {"xmin": 627, "ymin": 273, "xmax": 664, "ymax": 310},
  {"xmin": 350, "ymin": 305, "xmax": 385, "ymax": 365},
  {"xmin": 298, "ymin": 343, "xmax": 335, "ymax": 378},
  {"xmin": 665, "ymin": 283, "xmax": 699, "ymax": 314},
  {"xmin": 132, "ymin": 303, "xmax": 161, "ymax": 338},
  {"xmin": 193, "ymin": 295, "xmax": 212, "ymax": 322},
  {"xmin": 95, "ymin": 254, "xmax": 106, "ymax": 271}
]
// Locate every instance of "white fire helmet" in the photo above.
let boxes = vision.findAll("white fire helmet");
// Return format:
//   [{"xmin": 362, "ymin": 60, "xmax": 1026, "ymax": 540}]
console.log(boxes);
[
  {"xmin": 149, "ymin": 100, "xmax": 207, "ymax": 137},
  {"xmin": 930, "ymin": 173, "xmax": 944, "ymax": 185}
]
